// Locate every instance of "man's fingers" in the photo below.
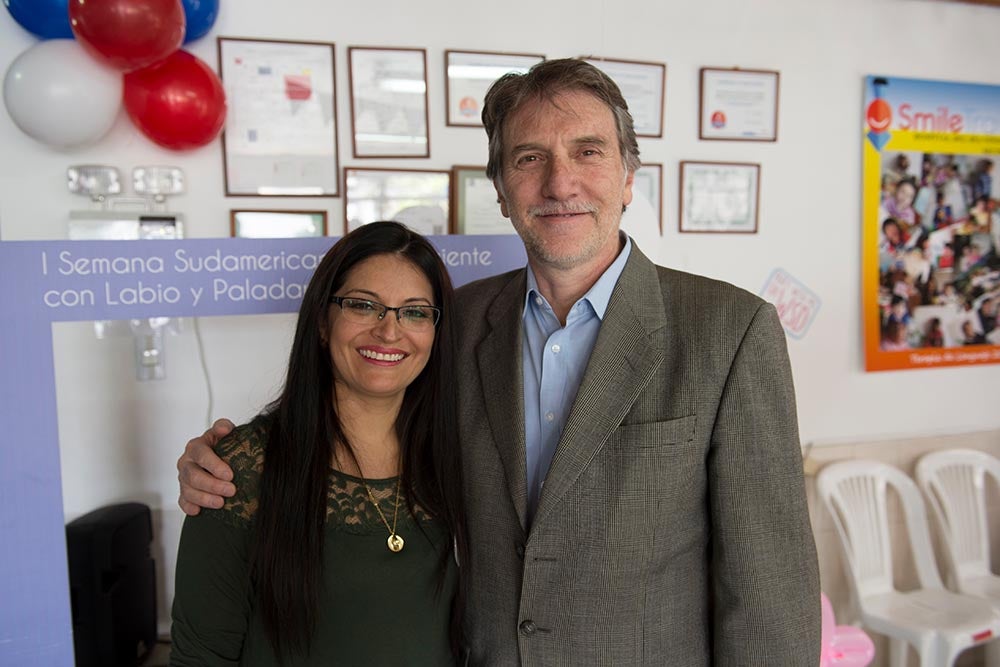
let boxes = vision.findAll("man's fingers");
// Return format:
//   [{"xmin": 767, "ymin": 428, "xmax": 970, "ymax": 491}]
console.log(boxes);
[
  {"xmin": 176, "ymin": 418, "xmax": 237, "ymax": 513},
  {"xmin": 179, "ymin": 484, "xmax": 228, "ymax": 510},
  {"xmin": 178, "ymin": 498, "xmax": 202, "ymax": 517},
  {"xmin": 190, "ymin": 446, "xmax": 234, "ymax": 482},
  {"xmin": 211, "ymin": 418, "xmax": 236, "ymax": 437},
  {"xmin": 178, "ymin": 461, "xmax": 236, "ymax": 498},
  {"xmin": 182, "ymin": 437, "xmax": 234, "ymax": 482}
]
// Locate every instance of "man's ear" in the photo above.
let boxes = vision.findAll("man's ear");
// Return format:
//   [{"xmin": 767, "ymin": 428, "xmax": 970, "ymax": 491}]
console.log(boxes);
[
  {"xmin": 495, "ymin": 180, "xmax": 511, "ymax": 219},
  {"xmin": 622, "ymin": 167, "xmax": 635, "ymax": 208}
]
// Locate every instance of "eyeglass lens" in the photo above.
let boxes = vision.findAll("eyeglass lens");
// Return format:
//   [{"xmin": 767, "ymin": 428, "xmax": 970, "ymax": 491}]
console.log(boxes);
[{"xmin": 334, "ymin": 297, "xmax": 439, "ymax": 329}]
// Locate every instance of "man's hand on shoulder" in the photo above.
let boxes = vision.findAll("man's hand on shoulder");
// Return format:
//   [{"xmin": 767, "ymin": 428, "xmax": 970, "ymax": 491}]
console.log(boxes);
[{"xmin": 177, "ymin": 418, "xmax": 237, "ymax": 516}]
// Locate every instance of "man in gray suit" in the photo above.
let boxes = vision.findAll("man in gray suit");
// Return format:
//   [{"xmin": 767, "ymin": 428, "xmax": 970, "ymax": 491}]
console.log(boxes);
[{"xmin": 179, "ymin": 58, "xmax": 820, "ymax": 664}]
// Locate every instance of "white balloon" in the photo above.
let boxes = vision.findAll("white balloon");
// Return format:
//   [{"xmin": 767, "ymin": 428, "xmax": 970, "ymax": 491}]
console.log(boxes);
[{"xmin": 3, "ymin": 39, "xmax": 122, "ymax": 149}]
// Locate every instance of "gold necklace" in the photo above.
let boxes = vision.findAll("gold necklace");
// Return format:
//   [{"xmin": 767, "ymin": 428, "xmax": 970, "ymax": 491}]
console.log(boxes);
[{"xmin": 363, "ymin": 477, "xmax": 404, "ymax": 552}]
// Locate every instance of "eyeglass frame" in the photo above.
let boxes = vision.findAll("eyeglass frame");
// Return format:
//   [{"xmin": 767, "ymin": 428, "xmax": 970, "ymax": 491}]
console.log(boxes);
[{"xmin": 329, "ymin": 296, "xmax": 442, "ymax": 329}]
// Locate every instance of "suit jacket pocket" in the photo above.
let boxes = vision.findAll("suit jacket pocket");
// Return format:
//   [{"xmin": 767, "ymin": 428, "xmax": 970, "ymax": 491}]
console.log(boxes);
[{"xmin": 610, "ymin": 415, "xmax": 697, "ymax": 449}]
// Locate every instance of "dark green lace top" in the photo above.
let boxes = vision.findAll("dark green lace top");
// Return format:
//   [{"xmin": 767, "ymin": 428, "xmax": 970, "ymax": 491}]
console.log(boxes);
[{"xmin": 170, "ymin": 421, "xmax": 457, "ymax": 666}]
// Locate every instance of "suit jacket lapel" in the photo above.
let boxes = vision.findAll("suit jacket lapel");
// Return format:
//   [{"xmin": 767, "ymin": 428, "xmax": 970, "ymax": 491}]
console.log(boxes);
[
  {"xmin": 476, "ymin": 270, "xmax": 530, "ymax": 531},
  {"xmin": 532, "ymin": 246, "xmax": 667, "ymax": 530}
]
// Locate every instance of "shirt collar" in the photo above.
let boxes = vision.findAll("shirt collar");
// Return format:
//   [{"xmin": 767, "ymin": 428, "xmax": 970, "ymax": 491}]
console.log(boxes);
[{"xmin": 523, "ymin": 233, "xmax": 632, "ymax": 321}]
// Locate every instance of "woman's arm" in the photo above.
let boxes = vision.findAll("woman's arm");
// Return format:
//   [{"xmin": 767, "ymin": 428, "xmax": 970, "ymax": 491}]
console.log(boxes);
[{"xmin": 170, "ymin": 512, "xmax": 252, "ymax": 666}]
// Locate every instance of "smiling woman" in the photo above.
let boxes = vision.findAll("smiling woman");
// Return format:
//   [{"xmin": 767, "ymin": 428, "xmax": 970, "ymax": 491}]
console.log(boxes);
[
  {"xmin": 324, "ymin": 253, "xmax": 437, "ymax": 407},
  {"xmin": 170, "ymin": 221, "xmax": 469, "ymax": 666}
]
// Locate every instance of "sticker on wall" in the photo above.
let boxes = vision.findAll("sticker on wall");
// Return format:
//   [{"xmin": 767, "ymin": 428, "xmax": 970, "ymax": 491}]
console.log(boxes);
[{"xmin": 760, "ymin": 268, "xmax": 821, "ymax": 340}]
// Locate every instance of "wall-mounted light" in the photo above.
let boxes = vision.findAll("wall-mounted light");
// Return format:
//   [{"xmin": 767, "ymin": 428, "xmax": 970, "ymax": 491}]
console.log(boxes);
[
  {"xmin": 66, "ymin": 165, "xmax": 122, "ymax": 205},
  {"xmin": 67, "ymin": 164, "xmax": 186, "ymax": 240},
  {"xmin": 66, "ymin": 165, "xmax": 187, "ymax": 381},
  {"xmin": 132, "ymin": 166, "xmax": 185, "ymax": 204}
]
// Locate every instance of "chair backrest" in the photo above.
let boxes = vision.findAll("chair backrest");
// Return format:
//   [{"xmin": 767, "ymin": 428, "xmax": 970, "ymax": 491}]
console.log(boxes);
[
  {"xmin": 916, "ymin": 448, "xmax": 1000, "ymax": 582},
  {"xmin": 817, "ymin": 460, "xmax": 944, "ymax": 602}
]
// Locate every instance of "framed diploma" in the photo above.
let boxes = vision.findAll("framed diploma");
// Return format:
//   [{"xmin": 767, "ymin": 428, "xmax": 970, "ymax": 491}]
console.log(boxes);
[
  {"xmin": 679, "ymin": 161, "xmax": 760, "ymax": 234},
  {"xmin": 451, "ymin": 165, "xmax": 514, "ymax": 235},
  {"xmin": 699, "ymin": 67, "xmax": 780, "ymax": 141},
  {"xmin": 632, "ymin": 163, "xmax": 664, "ymax": 234},
  {"xmin": 230, "ymin": 209, "xmax": 328, "ymax": 238},
  {"xmin": 348, "ymin": 47, "xmax": 430, "ymax": 158},
  {"xmin": 344, "ymin": 167, "xmax": 451, "ymax": 235},
  {"xmin": 585, "ymin": 57, "xmax": 666, "ymax": 137},
  {"xmin": 445, "ymin": 50, "xmax": 545, "ymax": 127},
  {"xmin": 217, "ymin": 37, "xmax": 340, "ymax": 196}
]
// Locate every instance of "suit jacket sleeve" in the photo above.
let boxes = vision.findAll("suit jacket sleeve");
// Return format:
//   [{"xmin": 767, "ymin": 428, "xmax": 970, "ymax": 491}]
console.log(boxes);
[{"xmin": 708, "ymin": 302, "xmax": 821, "ymax": 664}]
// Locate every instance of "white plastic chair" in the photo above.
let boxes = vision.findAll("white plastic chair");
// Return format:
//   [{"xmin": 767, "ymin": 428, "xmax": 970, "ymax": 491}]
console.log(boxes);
[
  {"xmin": 916, "ymin": 449, "xmax": 1000, "ymax": 664},
  {"xmin": 816, "ymin": 460, "xmax": 1000, "ymax": 667}
]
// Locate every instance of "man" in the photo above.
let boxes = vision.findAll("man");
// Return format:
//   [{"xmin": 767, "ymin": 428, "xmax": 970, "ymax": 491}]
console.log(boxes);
[{"xmin": 179, "ymin": 58, "xmax": 820, "ymax": 665}]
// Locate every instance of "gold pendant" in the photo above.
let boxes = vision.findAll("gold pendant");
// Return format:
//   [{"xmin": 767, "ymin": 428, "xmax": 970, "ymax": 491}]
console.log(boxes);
[{"xmin": 387, "ymin": 534, "xmax": 404, "ymax": 552}]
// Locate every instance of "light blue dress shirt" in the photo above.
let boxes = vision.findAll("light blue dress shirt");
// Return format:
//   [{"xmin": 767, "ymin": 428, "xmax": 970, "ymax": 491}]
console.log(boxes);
[{"xmin": 522, "ymin": 235, "xmax": 632, "ymax": 521}]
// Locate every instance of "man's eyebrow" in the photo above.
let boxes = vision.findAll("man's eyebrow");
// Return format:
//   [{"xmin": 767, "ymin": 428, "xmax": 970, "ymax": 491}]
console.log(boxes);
[
  {"xmin": 572, "ymin": 135, "xmax": 609, "ymax": 146},
  {"xmin": 509, "ymin": 142, "xmax": 546, "ymax": 154},
  {"xmin": 509, "ymin": 136, "xmax": 610, "ymax": 154}
]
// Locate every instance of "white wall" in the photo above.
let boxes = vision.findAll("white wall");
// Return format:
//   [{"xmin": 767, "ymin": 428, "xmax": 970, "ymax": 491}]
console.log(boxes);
[{"xmin": 3, "ymin": 0, "xmax": 1000, "ymax": 636}]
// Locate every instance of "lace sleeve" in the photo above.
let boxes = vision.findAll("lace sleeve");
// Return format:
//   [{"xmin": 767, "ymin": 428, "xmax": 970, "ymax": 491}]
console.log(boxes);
[{"xmin": 210, "ymin": 419, "xmax": 268, "ymax": 527}]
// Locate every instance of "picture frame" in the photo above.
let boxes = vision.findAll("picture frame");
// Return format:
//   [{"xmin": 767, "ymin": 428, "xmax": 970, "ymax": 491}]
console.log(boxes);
[
  {"xmin": 451, "ymin": 165, "xmax": 514, "ymax": 235},
  {"xmin": 229, "ymin": 209, "xmax": 328, "ymax": 238},
  {"xmin": 585, "ymin": 57, "xmax": 666, "ymax": 137},
  {"xmin": 445, "ymin": 50, "xmax": 545, "ymax": 127},
  {"xmin": 679, "ymin": 161, "xmax": 760, "ymax": 234},
  {"xmin": 344, "ymin": 167, "xmax": 451, "ymax": 235},
  {"xmin": 348, "ymin": 47, "xmax": 430, "ymax": 158},
  {"xmin": 632, "ymin": 163, "xmax": 663, "ymax": 234},
  {"xmin": 217, "ymin": 37, "xmax": 339, "ymax": 196},
  {"xmin": 699, "ymin": 67, "xmax": 780, "ymax": 141}
]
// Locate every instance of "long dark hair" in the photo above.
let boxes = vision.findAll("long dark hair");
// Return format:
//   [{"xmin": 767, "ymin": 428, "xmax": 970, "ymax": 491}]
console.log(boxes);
[{"xmin": 251, "ymin": 221, "xmax": 468, "ymax": 659}]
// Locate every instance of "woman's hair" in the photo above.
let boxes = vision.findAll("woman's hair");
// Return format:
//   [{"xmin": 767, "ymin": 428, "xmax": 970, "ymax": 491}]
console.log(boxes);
[{"xmin": 251, "ymin": 221, "xmax": 468, "ymax": 658}]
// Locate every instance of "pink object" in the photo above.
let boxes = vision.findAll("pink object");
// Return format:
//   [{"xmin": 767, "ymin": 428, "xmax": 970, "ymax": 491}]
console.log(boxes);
[{"xmin": 819, "ymin": 593, "xmax": 876, "ymax": 667}]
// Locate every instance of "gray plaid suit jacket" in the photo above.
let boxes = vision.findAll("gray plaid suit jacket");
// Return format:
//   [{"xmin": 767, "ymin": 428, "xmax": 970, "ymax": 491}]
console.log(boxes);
[{"xmin": 454, "ymin": 243, "xmax": 821, "ymax": 666}]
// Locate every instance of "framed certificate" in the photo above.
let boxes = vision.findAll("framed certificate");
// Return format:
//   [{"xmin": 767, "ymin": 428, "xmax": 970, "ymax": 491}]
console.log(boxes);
[
  {"xmin": 699, "ymin": 67, "xmax": 780, "ymax": 141},
  {"xmin": 679, "ymin": 161, "xmax": 760, "ymax": 234},
  {"xmin": 230, "ymin": 209, "xmax": 328, "ymax": 238},
  {"xmin": 348, "ymin": 47, "xmax": 430, "ymax": 158},
  {"xmin": 445, "ymin": 50, "xmax": 545, "ymax": 127},
  {"xmin": 632, "ymin": 163, "xmax": 663, "ymax": 234},
  {"xmin": 217, "ymin": 37, "xmax": 339, "ymax": 196},
  {"xmin": 451, "ymin": 165, "xmax": 514, "ymax": 235},
  {"xmin": 585, "ymin": 57, "xmax": 666, "ymax": 137},
  {"xmin": 344, "ymin": 167, "xmax": 451, "ymax": 235}
]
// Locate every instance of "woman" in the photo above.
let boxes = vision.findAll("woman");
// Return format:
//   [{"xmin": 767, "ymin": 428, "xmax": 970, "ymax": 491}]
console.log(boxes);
[{"xmin": 171, "ymin": 222, "xmax": 468, "ymax": 665}]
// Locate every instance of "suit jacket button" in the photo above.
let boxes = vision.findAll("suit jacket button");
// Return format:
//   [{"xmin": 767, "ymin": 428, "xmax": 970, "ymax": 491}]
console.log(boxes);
[
  {"xmin": 519, "ymin": 620, "xmax": 537, "ymax": 636},
  {"xmin": 516, "ymin": 544, "xmax": 525, "ymax": 559}
]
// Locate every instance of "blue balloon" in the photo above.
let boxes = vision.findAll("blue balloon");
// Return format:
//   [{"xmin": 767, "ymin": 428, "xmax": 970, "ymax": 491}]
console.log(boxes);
[
  {"xmin": 4, "ymin": 0, "xmax": 74, "ymax": 39},
  {"xmin": 181, "ymin": 0, "xmax": 218, "ymax": 43}
]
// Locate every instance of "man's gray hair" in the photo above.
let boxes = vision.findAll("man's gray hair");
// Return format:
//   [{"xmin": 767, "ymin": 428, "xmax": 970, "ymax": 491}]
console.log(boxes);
[{"xmin": 482, "ymin": 58, "xmax": 642, "ymax": 184}]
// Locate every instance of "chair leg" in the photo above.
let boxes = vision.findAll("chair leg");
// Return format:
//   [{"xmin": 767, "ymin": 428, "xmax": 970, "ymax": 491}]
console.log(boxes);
[
  {"xmin": 986, "ymin": 639, "xmax": 1000, "ymax": 666},
  {"xmin": 888, "ymin": 638, "xmax": 909, "ymax": 667},
  {"xmin": 935, "ymin": 640, "xmax": 962, "ymax": 667}
]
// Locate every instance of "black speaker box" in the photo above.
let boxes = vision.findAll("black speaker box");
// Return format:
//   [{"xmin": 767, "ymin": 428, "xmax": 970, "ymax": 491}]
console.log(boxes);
[{"xmin": 66, "ymin": 502, "xmax": 157, "ymax": 667}]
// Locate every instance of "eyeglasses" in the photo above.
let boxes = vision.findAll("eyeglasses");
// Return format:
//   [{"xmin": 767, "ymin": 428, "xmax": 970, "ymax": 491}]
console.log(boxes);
[{"xmin": 330, "ymin": 296, "xmax": 441, "ymax": 331}]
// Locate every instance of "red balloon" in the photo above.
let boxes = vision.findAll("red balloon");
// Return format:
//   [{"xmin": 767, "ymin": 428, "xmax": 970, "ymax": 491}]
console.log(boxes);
[
  {"xmin": 70, "ymin": 0, "xmax": 185, "ymax": 72},
  {"xmin": 124, "ymin": 50, "xmax": 226, "ymax": 150}
]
